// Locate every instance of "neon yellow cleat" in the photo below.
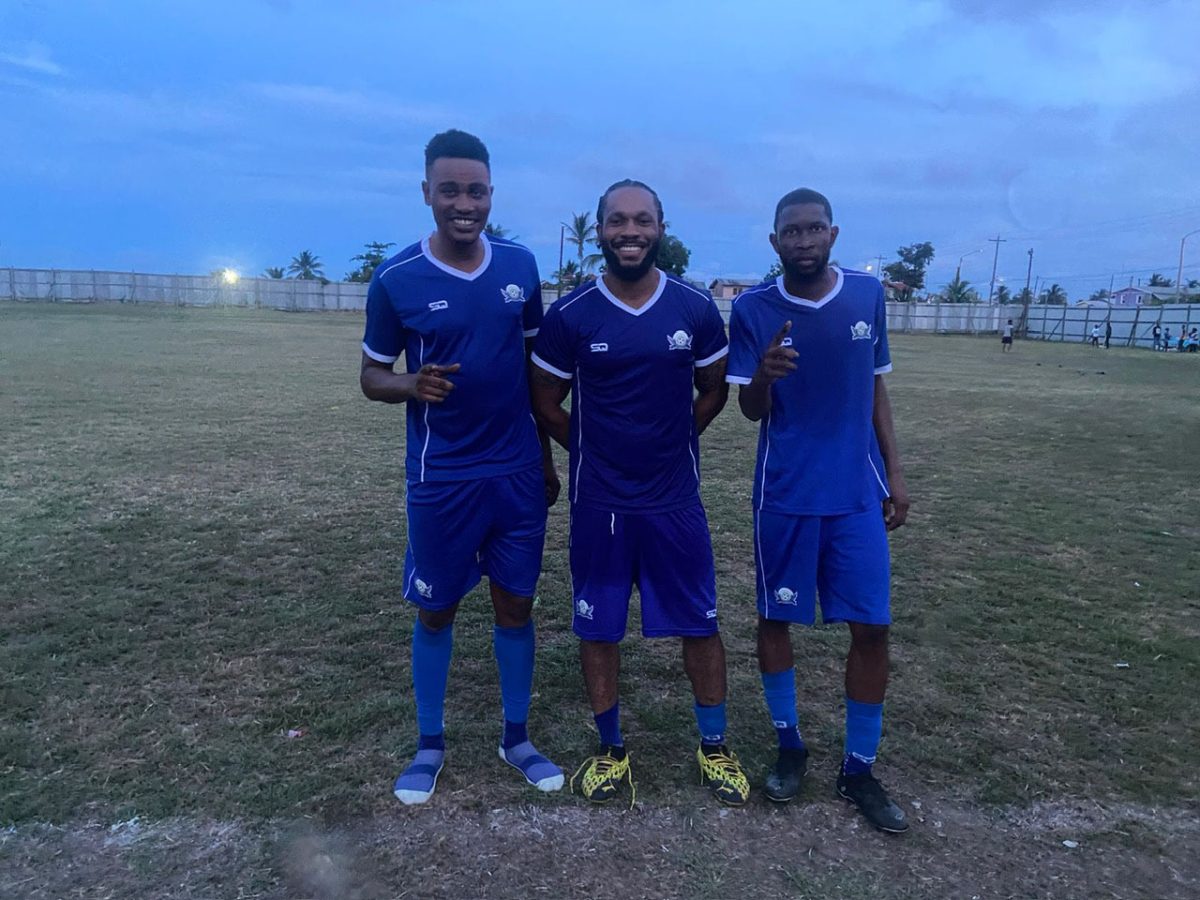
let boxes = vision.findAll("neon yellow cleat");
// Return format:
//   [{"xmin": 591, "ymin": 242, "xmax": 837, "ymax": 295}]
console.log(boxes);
[{"xmin": 696, "ymin": 745, "xmax": 750, "ymax": 806}]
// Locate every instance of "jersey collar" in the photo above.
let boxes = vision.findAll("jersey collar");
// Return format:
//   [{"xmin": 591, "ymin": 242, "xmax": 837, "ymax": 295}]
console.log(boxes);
[
  {"xmin": 421, "ymin": 232, "xmax": 493, "ymax": 281},
  {"xmin": 596, "ymin": 268, "xmax": 666, "ymax": 316},
  {"xmin": 775, "ymin": 266, "xmax": 844, "ymax": 309}
]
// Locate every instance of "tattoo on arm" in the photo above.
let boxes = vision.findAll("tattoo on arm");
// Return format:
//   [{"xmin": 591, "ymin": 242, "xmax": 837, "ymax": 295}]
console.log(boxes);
[
  {"xmin": 531, "ymin": 367, "xmax": 571, "ymax": 392},
  {"xmin": 694, "ymin": 356, "xmax": 728, "ymax": 393}
]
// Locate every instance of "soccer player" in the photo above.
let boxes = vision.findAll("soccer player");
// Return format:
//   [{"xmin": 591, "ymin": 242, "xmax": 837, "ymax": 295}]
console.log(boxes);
[
  {"xmin": 1001, "ymin": 318, "xmax": 1014, "ymax": 352},
  {"xmin": 726, "ymin": 188, "xmax": 911, "ymax": 832},
  {"xmin": 359, "ymin": 129, "xmax": 563, "ymax": 805},
  {"xmin": 529, "ymin": 180, "xmax": 749, "ymax": 807}
]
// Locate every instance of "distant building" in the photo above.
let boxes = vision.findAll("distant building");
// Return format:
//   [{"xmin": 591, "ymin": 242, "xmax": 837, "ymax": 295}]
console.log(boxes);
[
  {"xmin": 1110, "ymin": 285, "xmax": 1176, "ymax": 307},
  {"xmin": 709, "ymin": 277, "xmax": 760, "ymax": 300}
]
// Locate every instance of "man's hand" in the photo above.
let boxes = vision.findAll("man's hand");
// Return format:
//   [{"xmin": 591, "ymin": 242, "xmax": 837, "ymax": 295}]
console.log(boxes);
[
  {"xmin": 543, "ymin": 462, "xmax": 561, "ymax": 508},
  {"xmin": 408, "ymin": 363, "xmax": 461, "ymax": 403},
  {"xmin": 882, "ymin": 473, "xmax": 910, "ymax": 531},
  {"xmin": 752, "ymin": 320, "xmax": 798, "ymax": 386}
]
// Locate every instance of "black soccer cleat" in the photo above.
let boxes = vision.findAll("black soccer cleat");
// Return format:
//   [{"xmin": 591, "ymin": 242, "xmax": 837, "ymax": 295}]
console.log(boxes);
[
  {"xmin": 764, "ymin": 747, "xmax": 808, "ymax": 803},
  {"xmin": 836, "ymin": 771, "xmax": 909, "ymax": 833}
]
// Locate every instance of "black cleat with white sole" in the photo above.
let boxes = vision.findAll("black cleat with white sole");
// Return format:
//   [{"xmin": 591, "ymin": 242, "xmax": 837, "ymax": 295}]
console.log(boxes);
[
  {"xmin": 764, "ymin": 747, "xmax": 808, "ymax": 803},
  {"xmin": 836, "ymin": 771, "xmax": 909, "ymax": 833}
]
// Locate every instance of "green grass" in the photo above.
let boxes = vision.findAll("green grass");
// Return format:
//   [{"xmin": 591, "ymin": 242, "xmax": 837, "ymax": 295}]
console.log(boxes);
[{"xmin": 1, "ymin": 301, "xmax": 1198, "ymax": 828}]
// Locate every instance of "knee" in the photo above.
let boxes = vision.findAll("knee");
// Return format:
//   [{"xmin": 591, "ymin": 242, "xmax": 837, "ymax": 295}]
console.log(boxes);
[
  {"xmin": 419, "ymin": 606, "xmax": 458, "ymax": 632},
  {"xmin": 849, "ymin": 623, "xmax": 889, "ymax": 652},
  {"xmin": 492, "ymin": 590, "xmax": 533, "ymax": 629}
]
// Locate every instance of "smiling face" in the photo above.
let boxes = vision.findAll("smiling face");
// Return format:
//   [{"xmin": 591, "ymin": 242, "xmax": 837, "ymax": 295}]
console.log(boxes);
[
  {"xmin": 597, "ymin": 185, "xmax": 663, "ymax": 282},
  {"xmin": 769, "ymin": 201, "xmax": 839, "ymax": 281},
  {"xmin": 422, "ymin": 156, "xmax": 492, "ymax": 249}
]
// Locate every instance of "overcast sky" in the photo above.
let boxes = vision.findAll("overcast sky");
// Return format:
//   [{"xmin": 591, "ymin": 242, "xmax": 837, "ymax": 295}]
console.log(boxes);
[{"xmin": 2, "ymin": 0, "xmax": 1198, "ymax": 296}]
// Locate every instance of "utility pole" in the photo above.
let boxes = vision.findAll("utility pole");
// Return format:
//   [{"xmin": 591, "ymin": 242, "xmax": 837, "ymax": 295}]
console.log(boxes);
[
  {"xmin": 1024, "ymin": 248, "xmax": 1033, "ymax": 301},
  {"xmin": 987, "ymin": 234, "xmax": 1006, "ymax": 304},
  {"xmin": 557, "ymin": 224, "xmax": 565, "ymax": 299},
  {"xmin": 875, "ymin": 254, "xmax": 885, "ymax": 280},
  {"xmin": 1179, "ymin": 229, "xmax": 1200, "ymax": 299}
]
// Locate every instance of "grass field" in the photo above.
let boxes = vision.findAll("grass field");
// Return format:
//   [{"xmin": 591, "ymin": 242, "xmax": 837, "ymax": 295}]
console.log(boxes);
[{"xmin": 2, "ymin": 300, "xmax": 1198, "ymax": 898}]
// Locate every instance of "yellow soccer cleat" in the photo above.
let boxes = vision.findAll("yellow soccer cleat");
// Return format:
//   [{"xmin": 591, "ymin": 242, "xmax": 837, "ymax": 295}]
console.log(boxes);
[
  {"xmin": 696, "ymin": 745, "xmax": 750, "ymax": 807},
  {"xmin": 570, "ymin": 746, "xmax": 636, "ymax": 808}
]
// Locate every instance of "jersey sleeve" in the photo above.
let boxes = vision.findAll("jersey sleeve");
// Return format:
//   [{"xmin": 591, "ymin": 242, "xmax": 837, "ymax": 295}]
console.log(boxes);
[
  {"xmin": 873, "ymin": 285, "xmax": 892, "ymax": 375},
  {"xmin": 523, "ymin": 276, "xmax": 544, "ymax": 338},
  {"xmin": 725, "ymin": 299, "xmax": 759, "ymax": 385},
  {"xmin": 693, "ymin": 294, "xmax": 729, "ymax": 368},
  {"xmin": 530, "ymin": 304, "xmax": 576, "ymax": 380},
  {"xmin": 362, "ymin": 275, "xmax": 406, "ymax": 364}
]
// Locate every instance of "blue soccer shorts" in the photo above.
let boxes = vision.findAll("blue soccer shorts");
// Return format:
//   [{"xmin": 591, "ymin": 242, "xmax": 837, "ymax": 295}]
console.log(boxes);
[
  {"xmin": 402, "ymin": 466, "xmax": 547, "ymax": 610},
  {"xmin": 754, "ymin": 507, "xmax": 891, "ymax": 625},
  {"xmin": 569, "ymin": 503, "xmax": 719, "ymax": 641}
]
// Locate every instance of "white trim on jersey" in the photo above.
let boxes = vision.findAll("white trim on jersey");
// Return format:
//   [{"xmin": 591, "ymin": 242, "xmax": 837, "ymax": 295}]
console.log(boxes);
[
  {"xmin": 694, "ymin": 345, "xmax": 729, "ymax": 368},
  {"xmin": 595, "ymin": 268, "xmax": 666, "ymax": 316},
  {"xmin": 531, "ymin": 352, "xmax": 573, "ymax": 380},
  {"xmin": 374, "ymin": 249, "xmax": 425, "ymax": 281},
  {"xmin": 874, "ymin": 363, "xmax": 893, "ymax": 375},
  {"xmin": 420, "ymin": 232, "xmax": 493, "ymax": 281},
  {"xmin": 687, "ymin": 443, "xmax": 700, "ymax": 485},
  {"xmin": 757, "ymin": 410, "xmax": 772, "ymax": 512},
  {"xmin": 775, "ymin": 266, "xmax": 845, "ymax": 310},
  {"xmin": 362, "ymin": 342, "xmax": 399, "ymax": 364},
  {"xmin": 725, "ymin": 375, "xmax": 753, "ymax": 385},
  {"xmin": 418, "ymin": 335, "xmax": 431, "ymax": 482},
  {"xmin": 869, "ymin": 454, "xmax": 889, "ymax": 496},
  {"xmin": 572, "ymin": 366, "xmax": 584, "ymax": 504},
  {"xmin": 523, "ymin": 328, "xmax": 540, "ymax": 338},
  {"xmin": 559, "ymin": 283, "xmax": 599, "ymax": 313}
]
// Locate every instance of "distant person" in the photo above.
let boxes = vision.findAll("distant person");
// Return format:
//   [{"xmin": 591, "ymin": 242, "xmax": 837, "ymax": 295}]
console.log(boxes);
[
  {"xmin": 1152, "ymin": 323, "xmax": 1161, "ymax": 351},
  {"xmin": 1179, "ymin": 330, "xmax": 1187, "ymax": 352},
  {"xmin": 1090, "ymin": 324, "xmax": 1101, "ymax": 347},
  {"xmin": 1001, "ymin": 319, "xmax": 1014, "ymax": 352},
  {"xmin": 1186, "ymin": 329, "xmax": 1199, "ymax": 353},
  {"xmin": 360, "ymin": 129, "xmax": 563, "ymax": 805},
  {"xmin": 1104, "ymin": 320, "xmax": 1112, "ymax": 350},
  {"xmin": 1163, "ymin": 327, "xmax": 1172, "ymax": 351}
]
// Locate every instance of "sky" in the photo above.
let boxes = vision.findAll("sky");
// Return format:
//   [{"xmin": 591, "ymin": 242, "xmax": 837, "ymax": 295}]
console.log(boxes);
[{"xmin": 2, "ymin": 0, "xmax": 1199, "ymax": 297}]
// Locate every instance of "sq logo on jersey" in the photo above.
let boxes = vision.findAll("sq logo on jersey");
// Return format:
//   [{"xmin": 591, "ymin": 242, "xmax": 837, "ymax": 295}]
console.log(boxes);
[
  {"xmin": 667, "ymin": 330, "xmax": 693, "ymax": 351},
  {"xmin": 851, "ymin": 321, "xmax": 872, "ymax": 341},
  {"xmin": 501, "ymin": 284, "xmax": 526, "ymax": 303}
]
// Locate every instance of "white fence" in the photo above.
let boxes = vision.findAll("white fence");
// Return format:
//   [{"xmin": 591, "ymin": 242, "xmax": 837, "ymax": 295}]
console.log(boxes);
[
  {"xmin": 4, "ymin": 268, "xmax": 1198, "ymax": 346},
  {"xmin": 1, "ymin": 267, "xmax": 369, "ymax": 311}
]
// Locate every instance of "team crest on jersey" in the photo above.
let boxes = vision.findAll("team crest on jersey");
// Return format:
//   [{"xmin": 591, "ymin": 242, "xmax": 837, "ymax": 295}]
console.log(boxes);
[
  {"xmin": 667, "ymin": 330, "xmax": 692, "ymax": 351},
  {"xmin": 414, "ymin": 578, "xmax": 433, "ymax": 600},
  {"xmin": 575, "ymin": 598, "xmax": 594, "ymax": 620},
  {"xmin": 850, "ymin": 321, "xmax": 872, "ymax": 340},
  {"xmin": 773, "ymin": 587, "xmax": 797, "ymax": 606},
  {"xmin": 501, "ymin": 284, "xmax": 526, "ymax": 303}
]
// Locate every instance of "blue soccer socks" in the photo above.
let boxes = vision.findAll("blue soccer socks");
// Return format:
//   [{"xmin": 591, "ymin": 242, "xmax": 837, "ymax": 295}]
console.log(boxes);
[
  {"xmin": 694, "ymin": 700, "xmax": 727, "ymax": 748},
  {"xmin": 762, "ymin": 668, "xmax": 805, "ymax": 751},
  {"xmin": 412, "ymin": 620, "xmax": 454, "ymax": 737},
  {"xmin": 500, "ymin": 741, "xmax": 564, "ymax": 792},
  {"xmin": 843, "ymin": 697, "xmax": 884, "ymax": 776},
  {"xmin": 594, "ymin": 702, "xmax": 623, "ymax": 748},
  {"xmin": 493, "ymin": 622, "xmax": 535, "ymax": 730}
]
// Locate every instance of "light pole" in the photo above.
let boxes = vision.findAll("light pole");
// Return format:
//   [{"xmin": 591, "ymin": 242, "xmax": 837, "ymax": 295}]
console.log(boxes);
[
  {"xmin": 956, "ymin": 249, "xmax": 981, "ymax": 283},
  {"xmin": 1177, "ymin": 229, "xmax": 1200, "ymax": 299}
]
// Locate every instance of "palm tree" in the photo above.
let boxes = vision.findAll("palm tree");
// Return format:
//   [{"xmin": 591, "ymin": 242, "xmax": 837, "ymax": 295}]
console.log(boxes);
[
  {"xmin": 556, "ymin": 260, "xmax": 579, "ymax": 290},
  {"xmin": 1041, "ymin": 283, "xmax": 1068, "ymax": 305},
  {"xmin": 1148, "ymin": 272, "xmax": 1173, "ymax": 287},
  {"xmin": 263, "ymin": 267, "xmax": 285, "ymax": 279},
  {"xmin": 994, "ymin": 284, "xmax": 1012, "ymax": 305},
  {"xmin": 484, "ymin": 223, "xmax": 517, "ymax": 240},
  {"xmin": 563, "ymin": 212, "xmax": 603, "ymax": 280},
  {"xmin": 287, "ymin": 250, "xmax": 325, "ymax": 281},
  {"xmin": 942, "ymin": 276, "xmax": 977, "ymax": 304}
]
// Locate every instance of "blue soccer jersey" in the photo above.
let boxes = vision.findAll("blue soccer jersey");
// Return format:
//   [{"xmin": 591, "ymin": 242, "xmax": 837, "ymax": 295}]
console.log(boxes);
[
  {"xmin": 532, "ymin": 270, "xmax": 728, "ymax": 513},
  {"xmin": 362, "ymin": 234, "xmax": 544, "ymax": 483},
  {"xmin": 726, "ymin": 268, "xmax": 892, "ymax": 515}
]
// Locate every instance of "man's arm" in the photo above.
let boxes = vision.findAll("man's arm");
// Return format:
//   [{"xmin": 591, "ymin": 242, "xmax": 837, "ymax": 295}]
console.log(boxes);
[
  {"xmin": 526, "ymin": 336, "xmax": 561, "ymax": 507},
  {"xmin": 528, "ymin": 364, "xmax": 571, "ymax": 450},
  {"xmin": 872, "ymin": 375, "xmax": 909, "ymax": 530},
  {"xmin": 737, "ymin": 321, "xmax": 796, "ymax": 421},
  {"xmin": 693, "ymin": 356, "xmax": 729, "ymax": 435},
  {"xmin": 360, "ymin": 353, "xmax": 459, "ymax": 403}
]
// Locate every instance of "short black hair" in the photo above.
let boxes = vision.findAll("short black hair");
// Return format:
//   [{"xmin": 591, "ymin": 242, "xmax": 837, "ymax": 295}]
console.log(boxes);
[
  {"xmin": 774, "ymin": 188, "xmax": 833, "ymax": 229},
  {"xmin": 424, "ymin": 129, "xmax": 490, "ymax": 170},
  {"xmin": 597, "ymin": 179, "xmax": 664, "ymax": 225}
]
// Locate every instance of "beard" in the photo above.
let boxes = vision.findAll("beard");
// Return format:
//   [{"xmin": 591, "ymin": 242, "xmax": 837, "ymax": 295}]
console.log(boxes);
[
  {"xmin": 780, "ymin": 247, "xmax": 831, "ymax": 282},
  {"xmin": 600, "ymin": 235, "xmax": 662, "ymax": 282}
]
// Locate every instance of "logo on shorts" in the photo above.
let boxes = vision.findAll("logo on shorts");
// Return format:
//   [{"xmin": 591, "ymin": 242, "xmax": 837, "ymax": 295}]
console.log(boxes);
[
  {"xmin": 414, "ymin": 578, "xmax": 433, "ymax": 600},
  {"xmin": 590, "ymin": 342, "xmax": 609, "ymax": 352},
  {"xmin": 667, "ymin": 330, "xmax": 692, "ymax": 351},
  {"xmin": 575, "ymin": 598, "xmax": 594, "ymax": 621},
  {"xmin": 705, "ymin": 608, "xmax": 718, "ymax": 619},
  {"xmin": 501, "ymin": 284, "xmax": 526, "ymax": 303},
  {"xmin": 773, "ymin": 587, "xmax": 797, "ymax": 606},
  {"xmin": 428, "ymin": 300, "xmax": 449, "ymax": 312},
  {"xmin": 851, "ymin": 321, "xmax": 872, "ymax": 341}
]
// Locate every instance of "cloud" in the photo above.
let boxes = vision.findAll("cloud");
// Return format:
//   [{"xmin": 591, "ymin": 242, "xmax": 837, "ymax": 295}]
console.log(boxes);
[
  {"xmin": 0, "ymin": 41, "xmax": 65, "ymax": 77},
  {"xmin": 245, "ymin": 82, "xmax": 452, "ymax": 125}
]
